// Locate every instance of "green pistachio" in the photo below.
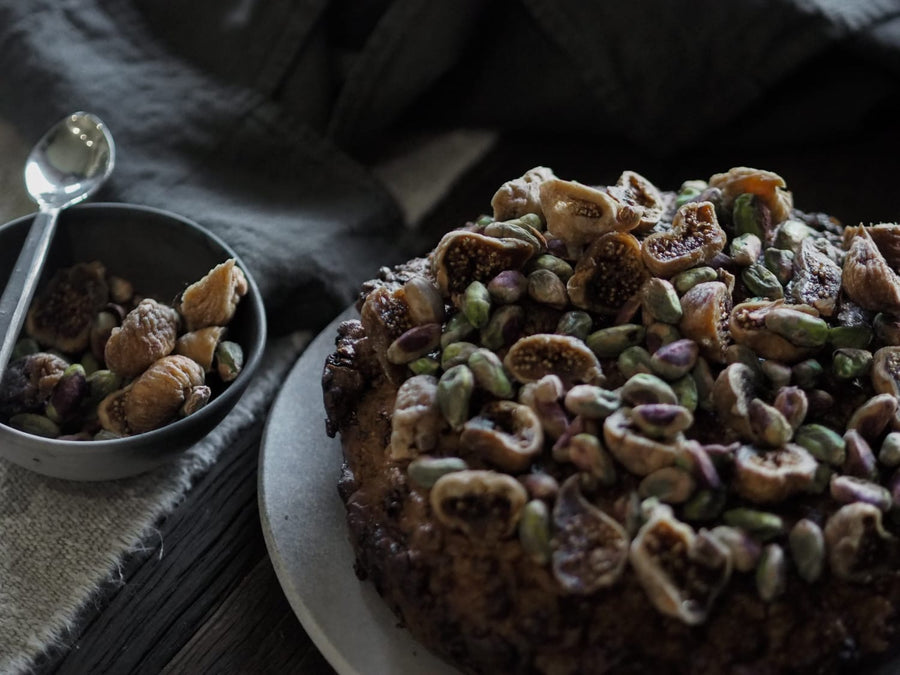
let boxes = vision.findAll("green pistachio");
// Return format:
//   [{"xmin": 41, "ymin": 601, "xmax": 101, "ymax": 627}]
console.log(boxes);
[
  {"xmin": 792, "ymin": 359, "xmax": 823, "ymax": 389},
  {"xmin": 832, "ymin": 348, "xmax": 873, "ymax": 380},
  {"xmin": 408, "ymin": 357, "xmax": 441, "ymax": 376},
  {"xmin": 828, "ymin": 325, "xmax": 872, "ymax": 349},
  {"xmin": 530, "ymin": 254, "xmax": 574, "ymax": 282},
  {"xmin": 617, "ymin": 345, "xmax": 653, "ymax": 379},
  {"xmin": 556, "ymin": 310, "xmax": 593, "ymax": 341},
  {"xmin": 763, "ymin": 247, "xmax": 795, "ymax": 285},
  {"xmin": 742, "ymin": 263, "xmax": 783, "ymax": 299},
  {"xmin": 586, "ymin": 324, "xmax": 646, "ymax": 358},
  {"xmin": 722, "ymin": 507, "xmax": 784, "ymax": 541},
  {"xmin": 640, "ymin": 278, "xmax": 682, "ymax": 324},
  {"xmin": 794, "ymin": 423, "xmax": 846, "ymax": 466},
  {"xmin": 527, "ymin": 269, "xmax": 568, "ymax": 309},
  {"xmin": 675, "ymin": 179, "xmax": 708, "ymax": 208},
  {"xmin": 756, "ymin": 543, "xmax": 787, "ymax": 602},
  {"xmin": 468, "ymin": 348, "xmax": 514, "ymax": 399},
  {"xmin": 437, "ymin": 365, "xmax": 475, "ymax": 430},
  {"xmin": 669, "ymin": 374, "xmax": 698, "ymax": 412},
  {"xmin": 671, "ymin": 266, "xmax": 717, "ymax": 295},
  {"xmin": 8, "ymin": 413, "xmax": 60, "ymax": 438},
  {"xmin": 733, "ymin": 193, "xmax": 765, "ymax": 239},
  {"xmin": 620, "ymin": 373, "xmax": 678, "ymax": 406},
  {"xmin": 764, "ymin": 308, "xmax": 829, "ymax": 348},
  {"xmin": 518, "ymin": 499, "xmax": 552, "ymax": 565},
  {"xmin": 480, "ymin": 305, "xmax": 524, "ymax": 350},
  {"xmin": 788, "ymin": 519, "xmax": 825, "ymax": 583},
  {"xmin": 461, "ymin": 281, "xmax": 492, "ymax": 328},
  {"xmin": 441, "ymin": 312, "xmax": 476, "ymax": 349},
  {"xmin": 408, "ymin": 455, "xmax": 469, "ymax": 488},
  {"xmin": 441, "ymin": 341, "xmax": 479, "ymax": 369},
  {"xmin": 730, "ymin": 232, "xmax": 762, "ymax": 267}
]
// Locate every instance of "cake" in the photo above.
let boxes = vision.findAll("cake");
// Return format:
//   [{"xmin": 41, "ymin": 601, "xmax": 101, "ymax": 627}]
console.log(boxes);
[{"xmin": 322, "ymin": 166, "xmax": 900, "ymax": 674}]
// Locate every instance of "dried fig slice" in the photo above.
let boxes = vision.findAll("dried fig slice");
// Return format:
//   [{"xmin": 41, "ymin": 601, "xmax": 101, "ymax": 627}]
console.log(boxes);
[
  {"xmin": 824, "ymin": 502, "xmax": 894, "ymax": 583},
  {"xmin": 790, "ymin": 237, "xmax": 842, "ymax": 317},
  {"xmin": 679, "ymin": 281, "xmax": 731, "ymax": 363},
  {"xmin": 607, "ymin": 170, "xmax": 664, "ymax": 233},
  {"xmin": 708, "ymin": 166, "xmax": 793, "ymax": 223},
  {"xmin": 872, "ymin": 346, "xmax": 900, "ymax": 397},
  {"xmin": 504, "ymin": 334, "xmax": 604, "ymax": 387},
  {"xmin": 603, "ymin": 408, "xmax": 680, "ymax": 475},
  {"xmin": 540, "ymin": 178, "xmax": 641, "ymax": 250},
  {"xmin": 712, "ymin": 363, "xmax": 758, "ymax": 441},
  {"xmin": 732, "ymin": 444, "xmax": 818, "ymax": 503},
  {"xmin": 430, "ymin": 469, "xmax": 528, "ymax": 539},
  {"xmin": 26, "ymin": 261, "xmax": 109, "ymax": 353},
  {"xmin": 729, "ymin": 300, "xmax": 817, "ymax": 363},
  {"xmin": 460, "ymin": 401, "xmax": 544, "ymax": 471},
  {"xmin": 432, "ymin": 230, "xmax": 535, "ymax": 297},
  {"xmin": 491, "ymin": 166, "xmax": 554, "ymax": 221},
  {"xmin": 551, "ymin": 475, "xmax": 629, "ymax": 593},
  {"xmin": 641, "ymin": 202, "xmax": 726, "ymax": 277},
  {"xmin": 842, "ymin": 226, "xmax": 900, "ymax": 313},
  {"xmin": 629, "ymin": 503, "xmax": 732, "ymax": 625},
  {"xmin": 567, "ymin": 232, "xmax": 648, "ymax": 315}
]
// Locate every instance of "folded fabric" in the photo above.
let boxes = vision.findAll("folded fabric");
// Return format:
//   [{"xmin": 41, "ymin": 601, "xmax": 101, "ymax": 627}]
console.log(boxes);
[{"xmin": 1, "ymin": 0, "xmax": 898, "ymax": 333}]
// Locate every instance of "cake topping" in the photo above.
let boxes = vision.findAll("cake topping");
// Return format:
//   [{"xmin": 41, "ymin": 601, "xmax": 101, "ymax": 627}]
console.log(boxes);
[{"xmin": 340, "ymin": 165, "xmax": 900, "ymax": 626}]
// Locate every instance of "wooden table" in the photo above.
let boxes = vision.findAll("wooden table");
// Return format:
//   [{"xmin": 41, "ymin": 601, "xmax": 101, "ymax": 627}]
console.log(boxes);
[{"xmin": 31, "ymin": 122, "xmax": 900, "ymax": 673}]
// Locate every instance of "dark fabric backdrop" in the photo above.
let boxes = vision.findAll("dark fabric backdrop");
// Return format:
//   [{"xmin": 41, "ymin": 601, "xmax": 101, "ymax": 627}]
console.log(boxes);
[{"xmin": 1, "ymin": 0, "xmax": 899, "ymax": 332}]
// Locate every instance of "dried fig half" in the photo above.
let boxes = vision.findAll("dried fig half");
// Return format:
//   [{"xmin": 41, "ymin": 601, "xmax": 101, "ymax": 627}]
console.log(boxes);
[
  {"xmin": 504, "ymin": 333, "xmax": 604, "ymax": 387},
  {"xmin": 491, "ymin": 166, "xmax": 554, "ymax": 221},
  {"xmin": 460, "ymin": 401, "xmax": 544, "ymax": 471},
  {"xmin": 432, "ymin": 230, "xmax": 535, "ymax": 297},
  {"xmin": 567, "ymin": 232, "xmax": 648, "ymax": 315},
  {"xmin": 641, "ymin": 202, "xmax": 726, "ymax": 277},
  {"xmin": 606, "ymin": 170, "xmax": 664, "ymax": 233},
  {"xmin": 430, "ymin": 469, "xmax": 528, "ymax": 539},
  {"xmin": 790, "ymin": 237, "xmax": 842, "ymax": 317},
  {"xmin": 540, "ymin": 178, "xmax": 641, "ymax": 250},
  {"xmin": 842, "ymin": 226, "xmax": 900, "ymax": 313},
  {"xmin": 551, "ymin": 475, "xmax": 629, "ymax": 593},
  {"xmin": 679, "ymin": 281, "xmax": 732, "ymax": 363},
  {"xmin": 708, "ymin": 166, "xmax": 793, "ymax": 223},
  {"xmin": 729, "ymin": 300, "xmax": 818, "ymax": 363}
]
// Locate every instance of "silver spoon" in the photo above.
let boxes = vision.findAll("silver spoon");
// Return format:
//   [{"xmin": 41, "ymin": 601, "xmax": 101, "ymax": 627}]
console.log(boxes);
[{"xmin": 0, "ymin": 112, "xmax": 115, "ymax": 379}]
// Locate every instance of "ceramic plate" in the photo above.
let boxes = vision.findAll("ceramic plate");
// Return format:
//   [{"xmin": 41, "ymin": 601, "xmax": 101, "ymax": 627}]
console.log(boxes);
[{"xmin": 258, "ymin": 307, "xmax": 459, "ymax": 675}]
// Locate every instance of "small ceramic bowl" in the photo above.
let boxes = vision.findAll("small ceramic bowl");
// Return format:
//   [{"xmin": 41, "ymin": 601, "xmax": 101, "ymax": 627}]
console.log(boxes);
[{"xmin": 0, "ymin": 203, "xmax": 267, "ymax": 480}]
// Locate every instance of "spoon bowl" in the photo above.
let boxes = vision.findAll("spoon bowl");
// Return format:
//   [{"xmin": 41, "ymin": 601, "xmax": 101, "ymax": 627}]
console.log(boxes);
[{"xmin": 0, "ymin": 112, "xmax": 115, "ymax": 380}]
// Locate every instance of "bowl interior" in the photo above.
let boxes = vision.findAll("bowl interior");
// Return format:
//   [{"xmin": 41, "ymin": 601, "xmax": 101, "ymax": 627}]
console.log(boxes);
[{"xmin": 0, "ymin": 203, "xmax": 267, "ymax": 480}]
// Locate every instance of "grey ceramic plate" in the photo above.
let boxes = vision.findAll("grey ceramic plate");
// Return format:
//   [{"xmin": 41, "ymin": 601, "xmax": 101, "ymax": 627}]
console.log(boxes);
[{"xmin": 258, "ymin": 307, "xmax": 458, "ymax": 675}]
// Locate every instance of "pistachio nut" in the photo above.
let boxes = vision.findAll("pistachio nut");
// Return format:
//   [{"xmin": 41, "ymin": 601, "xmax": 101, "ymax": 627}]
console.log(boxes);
[
  {"xmin": 874, "ymin": 312, "xmax": 900, "ymax": 346},
  {"xmin": 487, "ymin": 269, "xmax": 528, "ymax": 304},
  {"xmin": 180, "ymin": 385, "xmax": 212, "ymax": 417},
  {"xmin": 732, "ymin": 192, "xmax": 768, "ymax": 240},
  {"xmin": 527, "ymin": 269, "xmax": 568, "ymax": 309},
  {"xmin": 437, "ymin": 365, "xmax": 475, "ymax": 431},
  {"xmin": 467, "ymin": 348, "xmax": 514, "ymax": 399},
  {"xmin": 842, "ymin": 429, "xmax": 879, "ymax": 481},
  {"xmin": 788, "ymin": 519, "xmax": 825, "ymax": 583},
  {"xmin": 407, "ymin": 455, "xmax": 469, "ymax": 488},
  {"xmin": 483, "ymin": 218, "xmax": 546, "ymax": 255},
  {"xmin": 440, "ymin": 312, "xmax": 476, "ymax": 349},
  {"xmin": 629, "ymin": 503, "xmax": 732, "ymax": 625},
  {"xmin": 45, "ymin": 363, "xmax": 89, "ymax": 425},
  {"xmin": 430, "ymin": 469, "xmax": 528, "ymax": 539},
  {"xmin": 566, "ymin": 433, "xmax": 617, "ymax": 486},
  {"xmin": 832, "ymin": 348, "xmax": 873, "ymax": 380},
  {"xmin": 741, "ymin": 263, "xmax": 783, "ymax": 299},
  {"xmin": 441, "ymin": 341, "xmax": 478, "ymax": 369},
  {"xmin": 518, "ymin": 472, "xmax": 559, "ymax": 501},
  {"xmin": 730, "ymin": 300, "xmax": 816, "ymax": 363},
  {"xmin": 551, "ymin": 475, "xmax": 630, "ymax": 593},
  {"xmin": 879, "ymin": 431, "xmax": 900, "ymax": 468},
  {"xmin": 645, "ymin": 322, "xmax": 681, "ymax": 353},
  {"xmin": 763, "ymin": 307, "xmax": 828, "ymax": 348},
  {"xmin": 692, "ymin": 356, "xmax": 716, "ymax": 411},
  {"xmin": 480, "ymin": 304, "xmax": 524, "ymax": 350},
  {"xmin": 772, "ymin": 386, "xmax": 808, "ymax": 431},
  {"xmin": 215, "ymin": 340, "xmax": 244, "ymax": 382},
  {"xmin": 793, "ymin": 423, "xmax": 846, "ymax": 466},
  {"xmin": 8, "ymin": 412, "xmax": 61, "ymax": 438},
  {"xmin": 86, "ymin": 369, "xmax": 122, "ymax": 404},
  {"xmin": 722, "ymin": 507, "xmax": 784, "ymax": 541},
  {"xmin": 792, "ymin": 358, "xmax": 824, "ymax": 389},
  {"xmin": 669, "ymin": 374, "xmax": 699, "ymax": 413},
  {"xmin": 386, "ymin": 323, "xmax": 442, "ymax": 364},
  {"xmin": 729, "ymin": 232, "xmax": 762, "ymax": 267},
  {"xmin": 460, "ymin": 280, "xmax": 492, "ymax": 328},
  {"xmin": 630, "ymin": 403, "xmax": 693, "ymax": 441},
  {"xmin": 638, "ymin": 466, "xmax": 696, "ymax": 504},
  {"xmin": 640, "ymin": 278, "xmax": 682, "ymax": 325},
  {"xmin": 563, "ymin": 384, "xmax": 621, "ymax": 419},
  {"xmin": 650, "ymin": 339, "xmax": 699, "ymax": 381},
  {"xmin": 675, "ymin": 179, "xmax": 707, "ymax": 207},
  {"xmin": 712, "ymin": 363, "xmax": 758, "ymax": 441},
  {"xmin": 408, "ymin": 356, "xmax": 440, "ymax": 376},
  {"xmin": 671, "ymin": 266, "xmax": 717, "ymax": 295},
  {"xmin": 828, "ymin": 324, "xmax": 873, "ymax": 350},
  {"xmin": 618, "ymin": 345, "xmax": 654, "ymax": 379},
  {"xmin": 830, "ymin": 474, "xmax": 893, "ymax": 512},
  {"xmin": 763, "ymin": 247, "xmax": 795, "ymax": 285},
  {"xmin": 585, "ymin": 324, "xmax": 646, "ymax": 359},
  {"xmin": 709, "ymin": 525, "xmax": 761, "ymax": 572},
  {"xmin": 555, "ymin": 310, "xmax": 593, "ymax": 341},
  {"xmin": 675, "ymin": 439, "xmax": 723, "ymax": 489},
  {"xmin": 681, "ymin": 489, "xmax": 727, "ymax": 522},
  {"xmin": 620, "ymin": 372, "xmax": 679, "ymax": 406},
  {"xmin": 760, "ymin": 359, "xmax": 792, "ymax": 389},
  {"xmin": 773, "ymin": 219, "xmax": 815, "ymax": 255},
  {"xmin": 461, "ymin": 401, "xmax": 543, "ymax": 471},
  {"xmin": 748, "ymin": 398, "xmax": 793, "ymax": 448},
  {"xmin": 756, "ymin": 543, "xmax": 787, "ymax": 602},
  {"xmin": 519, "ymin": 499, "xmax": 552, "ymax": 564},
  {"xmin": 530, "ymin": 253, "xmax": 574, "ymax": 282}
]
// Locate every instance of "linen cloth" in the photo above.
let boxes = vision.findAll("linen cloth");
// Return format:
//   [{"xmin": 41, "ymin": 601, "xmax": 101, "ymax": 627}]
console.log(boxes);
[{"xmin": 1, "ymin": 0, "xmax": 900, "ymax": 670}]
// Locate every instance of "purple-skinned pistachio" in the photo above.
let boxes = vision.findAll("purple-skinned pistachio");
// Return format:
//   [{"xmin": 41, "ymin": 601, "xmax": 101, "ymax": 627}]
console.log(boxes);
[
  {"xmin": 772, "ymin": 386, "xmax": 808, "ymax": 431},
  {"xmin": 847, "ymin": 393, "xmax": 898, "ymax": 441},
  {"xmin": 650, "ymin": 339, "xmax": 699, "ymax": 381},
  {"xmin": 842, "ymin": 429, "xmax": 879, "ymax": 481},
  {"xmin": 830, "ymin": 474, "xmax": 893, "ymax": 511},
  {"xmin": 487, "ymin": 269, "xmax": 528, "ymax": 304},
  {"xmin": 386, "ymin": 323, "xmax": 442, "ymax": 364}
]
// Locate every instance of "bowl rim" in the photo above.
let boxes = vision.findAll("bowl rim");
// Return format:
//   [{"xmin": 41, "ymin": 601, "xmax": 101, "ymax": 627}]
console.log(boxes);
[{"xmin": 0, "ymin": 201, "xmax": 268, "ymax": 452}]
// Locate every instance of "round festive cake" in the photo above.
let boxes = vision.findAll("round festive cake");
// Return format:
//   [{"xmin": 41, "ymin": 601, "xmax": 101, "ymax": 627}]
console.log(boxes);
[{"xmin": 323, "ymin": 166, "xmax": 900, "ymax": 674}]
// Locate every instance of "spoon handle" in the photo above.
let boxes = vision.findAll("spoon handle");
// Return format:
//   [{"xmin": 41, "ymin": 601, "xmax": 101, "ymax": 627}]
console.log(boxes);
[{"xmin": 0, "ymin": 207, "xmax": 60, "ymax": 380}]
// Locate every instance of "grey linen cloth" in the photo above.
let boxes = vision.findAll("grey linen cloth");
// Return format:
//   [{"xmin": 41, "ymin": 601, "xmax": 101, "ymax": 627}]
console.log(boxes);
[{"xmin": 1, "ymin": 0, "xmax": 900, "ymax": 669}]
